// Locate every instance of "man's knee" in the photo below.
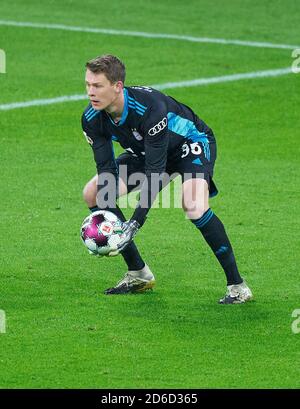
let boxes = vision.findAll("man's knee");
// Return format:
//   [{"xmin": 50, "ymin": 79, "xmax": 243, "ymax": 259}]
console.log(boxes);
[
  {"xmin": 83, "ymin": 175, "xmax": 98, "ymax": 206},
  {"xmin": 83, "ymin": 175, "xmax": 129, "ymax": 207},
  {"xmin": 183, "ymin": 203, "xmax": 208, "ymax": 220},
  {"xmin": 182, "ymin": 178, "xmax": 209, "ymax": 220}
]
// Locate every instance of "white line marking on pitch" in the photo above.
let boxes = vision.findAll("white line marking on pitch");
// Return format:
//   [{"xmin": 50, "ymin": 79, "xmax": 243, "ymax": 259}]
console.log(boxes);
[
  {"xmin": 0, "ymin": 67, "xmax": 293, "ymax": 111},
  {"xmin": 0, "ymin": 20, "xmax": 299, "ymax": 50}
]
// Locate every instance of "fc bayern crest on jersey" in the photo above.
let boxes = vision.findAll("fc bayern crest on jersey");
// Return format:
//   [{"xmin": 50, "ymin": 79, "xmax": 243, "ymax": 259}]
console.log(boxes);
[{"xmin": 132, "ymin": 128, "xmax": 143, "ymax": 141}]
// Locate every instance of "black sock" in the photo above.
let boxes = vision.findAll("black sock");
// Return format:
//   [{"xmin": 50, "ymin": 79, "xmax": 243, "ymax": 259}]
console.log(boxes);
[
  {"xmin": 89, "ymin": 205, "xmax": 145, "ymax": 271},
  {"xmin": 191, "ymin": 209, "xmax": 243, "ymax": 286},
  {"xmin": 89, "ymin": 206, "xmax": 99, "ymax": 213}
]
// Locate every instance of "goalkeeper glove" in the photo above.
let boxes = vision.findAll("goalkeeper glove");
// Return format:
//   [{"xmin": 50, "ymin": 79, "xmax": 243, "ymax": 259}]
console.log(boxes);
[{"xmin": 118, "ymin": 219, "xmax": 140, "ymax": 252}]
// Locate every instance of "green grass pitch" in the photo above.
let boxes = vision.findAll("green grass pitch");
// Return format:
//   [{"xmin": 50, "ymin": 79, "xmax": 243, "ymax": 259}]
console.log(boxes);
[{"xmin": 0, "ymin": 0, "xmax": 300, "ymax": 388}]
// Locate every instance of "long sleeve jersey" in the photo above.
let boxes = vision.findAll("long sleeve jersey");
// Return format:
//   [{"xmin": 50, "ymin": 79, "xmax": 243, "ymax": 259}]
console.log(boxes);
[{"xmin": 82, "ymin": 86, "xmax": 215, "ymax": 224}]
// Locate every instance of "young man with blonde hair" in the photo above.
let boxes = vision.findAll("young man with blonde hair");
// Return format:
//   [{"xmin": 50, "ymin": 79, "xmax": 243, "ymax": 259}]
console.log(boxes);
[{"xmin": 81, "ymin": 54, "xmax": 252, "ymax": 304}]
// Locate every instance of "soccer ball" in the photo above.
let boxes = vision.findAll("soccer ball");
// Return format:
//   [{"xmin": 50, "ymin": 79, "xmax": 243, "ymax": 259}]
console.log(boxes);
[{"xmin": 80, "ymin": 210, "xmax": 124, "ymax": 256}]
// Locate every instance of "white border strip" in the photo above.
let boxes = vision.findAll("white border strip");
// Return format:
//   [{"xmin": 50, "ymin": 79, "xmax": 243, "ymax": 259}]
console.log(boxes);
[
  {"xmin": 0, "ymin": 94, "xmax": 87, "ymax": 111},
  {"xmin": 0, "ymin": 67, "xmax": 293, "ymax": 111},
  {"xmin": 0, "ymin": 20, "xmax": 299, "ymax": 50},
  {"xmin": 151, "ymin": 67, "xmax": 293, "ymax": 89}
]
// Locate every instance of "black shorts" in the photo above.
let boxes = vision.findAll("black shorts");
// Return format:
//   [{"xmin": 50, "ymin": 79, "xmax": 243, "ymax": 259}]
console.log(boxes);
[{"xmin": 116, "ymin": 139, "xmax": 218, "ymax": 198}]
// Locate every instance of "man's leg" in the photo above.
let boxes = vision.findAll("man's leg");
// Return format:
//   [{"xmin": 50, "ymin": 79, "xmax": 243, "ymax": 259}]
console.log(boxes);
[
  {"xmin": 82, "ymin": 173, "xmax": 155, "ymax": 294},
  {"xmin": 182, "ymin": 177, "xmax": 252, "ymax": 304}
]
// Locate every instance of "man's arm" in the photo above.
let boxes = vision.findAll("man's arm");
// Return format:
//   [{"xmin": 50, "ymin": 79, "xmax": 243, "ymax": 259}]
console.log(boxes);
[
  {"xmin": 131, "ymin": 110, "xmax": 169, "ymax": 225},
  {"xmin": 116, "ymin": 104, "xmax": 169, "ymax": 253},
  {"xmin": 82, "ymin": 114, "xmax": 118, "ymax": 209}
]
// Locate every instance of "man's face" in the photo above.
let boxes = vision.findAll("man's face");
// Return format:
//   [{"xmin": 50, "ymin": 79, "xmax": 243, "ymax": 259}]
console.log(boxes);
[{"xmin": 85, "ymin": 70, "xmax": 121, "ymax": 110}]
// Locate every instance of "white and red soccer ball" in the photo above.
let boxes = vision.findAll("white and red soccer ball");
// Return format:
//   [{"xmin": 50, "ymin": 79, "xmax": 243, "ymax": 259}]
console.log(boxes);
[{"xmin": 80, "ymin": 210, "xmax": 124, "ymax": 256}]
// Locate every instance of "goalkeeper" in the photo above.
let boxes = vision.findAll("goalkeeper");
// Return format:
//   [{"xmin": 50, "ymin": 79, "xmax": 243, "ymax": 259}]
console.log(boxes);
[{"xmin": 81, "ymin": 54, "xmax": 252, "ymax": 304}]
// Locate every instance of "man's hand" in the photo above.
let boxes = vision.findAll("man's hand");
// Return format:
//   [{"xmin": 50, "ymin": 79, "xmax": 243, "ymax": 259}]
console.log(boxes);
[
  {"xmin": 108, "ymin": 219, "xmax": 140, "ymax": 255},
  {"xmin": 118, "ymin": 219, "xmax": 140, "ymax": 252}
]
